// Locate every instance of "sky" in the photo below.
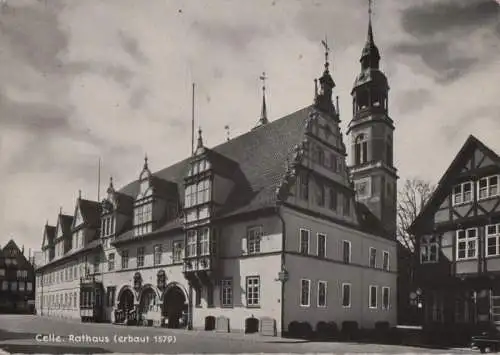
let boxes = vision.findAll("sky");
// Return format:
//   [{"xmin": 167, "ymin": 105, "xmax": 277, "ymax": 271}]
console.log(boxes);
[{"xmin": 0, "ymin": 0, "xmax": 499, "ymax": 253}]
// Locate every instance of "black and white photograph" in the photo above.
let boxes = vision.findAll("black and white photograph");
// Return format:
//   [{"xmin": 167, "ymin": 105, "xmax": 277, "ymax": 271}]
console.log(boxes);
[{"xmin": 0, "ymin": 0, "xmax": 499, "ymax": 353}]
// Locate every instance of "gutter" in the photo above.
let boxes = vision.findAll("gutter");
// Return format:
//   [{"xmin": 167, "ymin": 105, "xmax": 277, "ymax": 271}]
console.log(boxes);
[{"xmin": 275, "ymin": 204, "xmax": 286, "ymax": 337}]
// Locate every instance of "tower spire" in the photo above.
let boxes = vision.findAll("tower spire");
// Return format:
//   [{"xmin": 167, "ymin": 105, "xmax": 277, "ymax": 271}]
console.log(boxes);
[
  {"xmin": 360, "ymin": 0, "xmax": 380, "ymax": 69},
  {"xmin": 321, "ymin": 34, "xmax": 330, "ymax": 72},
  {"xmin": 197, "ymin": 127, "xmax": 203, "ymax": 149},
  {"xmin": 254, "ymin": 72, "xmax": 269, "ymax": 128}
]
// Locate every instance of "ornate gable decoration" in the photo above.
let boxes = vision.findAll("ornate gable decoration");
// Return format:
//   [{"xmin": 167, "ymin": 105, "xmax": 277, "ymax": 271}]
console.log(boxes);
[
  {"xmin": 102, "ymin": 177, "xmax": 117, "ymax": 214},
  {"xmin": 137, "ymin": 156, "xmax": 153, "ymax": 200}
]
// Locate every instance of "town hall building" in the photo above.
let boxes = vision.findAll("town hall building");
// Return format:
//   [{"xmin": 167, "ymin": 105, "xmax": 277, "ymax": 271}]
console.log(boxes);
[{"xmin": 35, "ymin": 6, "xmax": 398, "ymax": 336}]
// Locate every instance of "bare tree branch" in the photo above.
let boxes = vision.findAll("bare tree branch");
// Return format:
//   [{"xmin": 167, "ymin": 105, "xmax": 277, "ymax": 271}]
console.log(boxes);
[{"xmin": 397, "ymin": 178, "xmax": 435, "ymax": 254}]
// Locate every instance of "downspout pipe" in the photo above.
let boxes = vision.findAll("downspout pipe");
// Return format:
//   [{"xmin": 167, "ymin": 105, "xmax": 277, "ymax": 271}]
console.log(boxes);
[{"xmin": 275, "ymin": 204, "xmax": 286, "ymax": 337}]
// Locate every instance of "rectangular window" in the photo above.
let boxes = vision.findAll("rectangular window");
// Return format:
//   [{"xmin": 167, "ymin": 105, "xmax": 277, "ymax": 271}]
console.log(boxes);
[
  {"xmin": 343, "ymin": 240, "xmax": 351, "ymax": 264},
  {"xmin": 186, "ymin": 230, "xmax": 197, "ymax": 257},
  {"xmin": 478, "ymin": 175, "xmax": 499, "ymax": 200},
  {"xmin": 173, "ymin": 241, "xmax": 184, "ymax": 263},
  {"xmin": 456, "ymin": 228, "xmax": 478, "ymax": 260},
  {"xmin": 317, "ymin": 281, "xmax": 327, "ymax": 307},
  {"xmin": 343, "ymin": 194, "xmax": 351, "ymax": 216},
  {"xmin": 317, "ymin": 233, "xmax": 326, "ymax": 258},
  {"xmin": 420, "ymin": 235, "xmax": 439, "ymax": 263},
  {"xmin": 121, "ymin": 250, "xmax": 129, "ymax": 269},
  {"xmin": 329, "ymin": 188, "xmax": 337, "ymax": 211},
  {"xmin": 382, "ymin": 251, "xmax": 390, "ymax": 271},
  {"xmin": 453, "ymin": 181, "xmax": 473, "ymax": 205},
  {"xmin": 108, "ymin": 253, "xmax": 115, "ymax": 271},
  {"xmin": 330, "ymin": 153, "xmax": 337, "ymax": 172},
  {"xmin": 247, "ymin": 226, "xmax": 262, "ymax": 254},
  {"xmin": 246, "ymin": 276, "xmax": 260, "ymax": 307},
  {"xmin": 298, "ymin": 171, "xmax": 309, "ymax": 200},
  {"xmin": 221, "ymin": 279, "xmax": 233, "ymax": 307},
  {"xmin": 137, "ymin": 247, "xmax": 145, "ymax": 267},
  {"xmin": 342, "ymin": 283, "xmax": 351, "ymax": 307},
  {"xmin": 199, "ymin": 228, "xmax": 210, "ymax": 256},
  {"xmin": 369, "ymin": 285, "xmax": 378, "ymax": 309},
  {"xmin": 106, "ymin": 287, "xmax": 116, "ymax": 307},
  {"xmin": 300, "ymin": 229, "xmax": 310, "ymax": 255},
  {"xmin": 93, "ymin": 255, "xmax": 100, "ymax": 273},
  {"xmin": 486, "ymin": 224, "xmax": 500, "ymax": 257},
  {"xmin": 207, "ymin": 284, "xmax": 214, "ymax": 307},
  {"xmin": 18, "ymin": 282, "xmax": 25, "ymax": 291},
  {"xmin": 195, "ymin": 288, "xmax": 202, "ymax": 307},
  {"xmin": 154, "ymin": 244, "xmax": 162, "ymax": 265},
  {"xmin": 382, "ymin": 287, "xmax": 390, "ymax": 310},
  {"xmin": 300, "ymin": 279, "xmax": 311, "ymax": 307},
  {"xmin": 369, "ymin": 247, "xmax": 377, "ymax": 268},
  {"xmin": 317, "ymin": 181, "xmax": 325, "ymax": 207},
  {"xmin": 10, "ymin": 281, "xmax": 17, "ymax": 291}
]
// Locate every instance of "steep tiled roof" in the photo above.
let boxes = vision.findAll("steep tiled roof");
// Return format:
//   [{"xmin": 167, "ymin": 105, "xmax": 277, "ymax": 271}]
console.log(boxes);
[
  {"xmin": 114, "ymin": 192, "xmax": 134, "ymax": 215},
  {"xmin": 119, "ymin": 105, "xmax": 312, "ymax": 215},
  {"xmin": 42, "ymin": 225, "xmax": 56, "ymax": 249},
  {"xmin": 78, "ymin": 199, "xmax": 101, "ymax": 229},
  {"xmin": 59, "ymin": 215, "xmax": 73, "ymax": 235}
]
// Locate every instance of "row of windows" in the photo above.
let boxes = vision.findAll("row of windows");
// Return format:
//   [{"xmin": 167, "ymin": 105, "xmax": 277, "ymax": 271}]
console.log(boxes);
[
  {"xmin": 185, "ymin": 180, "xmax": 211, "ymax": 208},
  {"xmin": 41, "ymin": 263, "xmax": 89, "ymax": 286},
  {"xmin": 0, "ymin": 269, "xmax": 28, "ymax": 278},
  {"xmin": 420, "ymin": 224, "xmax": 500, "ymax": 263},
  {"xmin": 452, "ymin": 175, "xmax": 499, "ymax": 206},
  {"xmin": 42, "ymin": 291, "xmax": 79, "ymax": 309},
  {"xmin": 299, "ymin": 229, "xmax": 390, "ymax": 270},
  {"xmin": 296, "ymin": 172, "xmax": 351, "ymax": 216},
  {"xmin": 310, "ymin": 144, "xmax": 345, "ymax": 174},
  {"xmin": 101, "ymin": 216, "xmax": 115, "ymax": 237},
  {"xmin": 2, "ymin": 258, "xmax": 18, "ymax": 266},
  {"xmin": 1, "ymin": 280, "xmax": 33, "ymax": 292},
  {"xmin": 219, "ymin": 276, "xmax": 260, "ymax": 308},
  {"xmin": 299, "ymin": 280, "xmax": 391, "ymax": 310}
]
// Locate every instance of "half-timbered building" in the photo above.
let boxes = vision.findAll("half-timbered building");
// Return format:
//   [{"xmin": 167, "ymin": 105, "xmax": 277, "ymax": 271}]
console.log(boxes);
[
  {"xmin": 35, "ymin": 7, "xmax": 398, "ymax": 336},
  {"xmin": 410, "ymin": 135, "xmax": 500, "ymax": 329}
]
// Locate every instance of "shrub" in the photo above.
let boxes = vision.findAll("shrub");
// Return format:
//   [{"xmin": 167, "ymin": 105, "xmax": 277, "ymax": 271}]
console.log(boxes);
[
  {"xmin": 288, "ymin": 321, "xmax": 300, "ymax": 338},
  {"xmin": 327, "ymin": 321, "xmax": 339, "ymax": 339},
  {"xmin": 341, "ymin": 321, "xmax": 359, "ymax": 340},
  {"xmin": 300, "ymin": 322, "xmax": 313, "ymax": 339},
  {"xmin": 316, "ymin": 321, "xmax": 329, "ymax": 339}
]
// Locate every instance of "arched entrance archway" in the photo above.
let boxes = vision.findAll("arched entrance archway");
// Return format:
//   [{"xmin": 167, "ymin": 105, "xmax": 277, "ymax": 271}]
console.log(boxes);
[
  {"xmin": 139, "ymin": 287, "xmax": 158, "ymax": 325},
  {"xmin": 115, "ymin": 288, "xmax": 135, "ymax": 324},
  {"xmin": 163, "ymin": 284, "xmax": 187, "ymax": 329}
]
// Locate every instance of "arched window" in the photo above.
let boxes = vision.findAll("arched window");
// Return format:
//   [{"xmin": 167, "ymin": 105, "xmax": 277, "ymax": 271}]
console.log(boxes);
[
  {"xmin": 386, "ymin": 135, "xmax": 393, "ymax": 166},
  {"xmin": 354, "ymin": 134, "xmax": 368, "ymax": 165}
]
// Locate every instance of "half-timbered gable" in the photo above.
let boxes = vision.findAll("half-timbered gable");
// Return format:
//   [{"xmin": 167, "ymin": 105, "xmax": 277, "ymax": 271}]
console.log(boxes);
[
  {"xmin": 41, "ymin": 223, "xmax": 56, "ymax": 265},
  {"xmin": 411, "ymin": 135, "xmax": 500, "ymax": 327}
]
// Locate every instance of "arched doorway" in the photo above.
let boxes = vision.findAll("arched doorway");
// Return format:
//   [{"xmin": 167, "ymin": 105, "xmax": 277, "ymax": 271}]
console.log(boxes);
[
  {"xmin": 116, "ymin": 288, "xmax": 135, "ymax": 324},
  {"xmin": 163, "ymin": 284, "xmax": 187, "ymax": 329},
  {"xmin": 139, "ymin": 287, "xmax": 157, "ymax": 325}
]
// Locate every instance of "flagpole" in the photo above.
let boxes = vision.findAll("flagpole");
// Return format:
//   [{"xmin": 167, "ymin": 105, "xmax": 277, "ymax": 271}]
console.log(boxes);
[
  {"xmin": 97, "ymin": 157, "xmax": 101, "ymax": 202},
  {"xmin": 191, "ymin": 83, "xmax": 195, "ymax": 156}
]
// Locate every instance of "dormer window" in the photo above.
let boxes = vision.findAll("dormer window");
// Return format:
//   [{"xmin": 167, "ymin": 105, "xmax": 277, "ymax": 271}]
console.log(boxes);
[
  {"xmin": 453, "ymin": 181, "xmax": 473, "ymax": 206},
  {"xmin": 101, "ymin": 216, "xmax": 115, "ymax": 238},
  {"xmin": 184, "ymin": 179, "xmax": 211, "ymax": 208}
]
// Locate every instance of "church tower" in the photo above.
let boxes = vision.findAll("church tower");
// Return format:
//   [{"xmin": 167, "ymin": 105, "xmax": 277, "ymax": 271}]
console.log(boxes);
[{"xmin": 347, "ymin": 1, "xmax": 398, "ymax": 238}]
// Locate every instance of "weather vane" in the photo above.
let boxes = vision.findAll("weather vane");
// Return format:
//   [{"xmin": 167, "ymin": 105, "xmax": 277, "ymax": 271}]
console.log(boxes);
[
  {"xmin": 368, "ymin": 0, "xmax": 373, "ymax": 17},
  {"xmin": 321, "ymin": 35, "xmax": 330, "ymax": 67},
  {"xmin": 259, "ymin": 72, "xmax": 267, "ymax": 92}
]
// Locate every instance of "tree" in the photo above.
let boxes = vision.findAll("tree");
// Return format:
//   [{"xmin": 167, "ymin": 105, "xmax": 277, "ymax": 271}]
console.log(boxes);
[{"xmin": 397, "ymin": 178, "xmax": 435, "ymax": 252}]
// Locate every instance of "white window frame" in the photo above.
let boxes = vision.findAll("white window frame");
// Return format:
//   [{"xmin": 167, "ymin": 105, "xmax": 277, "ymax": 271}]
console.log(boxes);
[
  {"xmin": 299, "ymin": 228, "xmax": 310, "ymax": 255},
  {"xmin": 199, "ymin": 228, "xmax": 210, "ymax": 256},
  {"xmin": 382, "ymin": 286, "xmax": 390, "ymax": 310},
  {"xmin": 186, "ymin": 230, "xmax": 197, "ymax": 257},
  {"xmin": 172, "ymin": 240, "xmax": 184, "ymax": 263},
  {"xmin": 246, "ymin": 276, "xmax": 260, "ymax": 307},
  {"xmin": 108, "ymin": 253, "xmax": 115, "ymax": 271},
  {"xmin": 369, "ymin": 285, "xmax": 378, "ymax": 309},
  {"xmin": 247, "ymin": 226, "xmax": 262, "ymax": 254},
  {"xmin": 121, "ymin": 250, "xmax": 129, "ymax": 269},
  {"xmin": 456, "ymin": 228, "xmax": 478, "ymax": 260},
  {"xmin": 369, "ymin": 247, "xmax": 377, "ymax": 268},
  {"xmin": 317, "ymin": 233, "xmax": 326, "ymax": 258},
  {"xmin": 153, "ymin": 244, "xmax": 162, "ymax": 265},
  {"xmin": 478, "ymin": 175, "xmax": 499, "ymax": 200},
  {"xmin": 342, "ymin": 282, "xmax": 351, "ymax": 308},
  {"xmin": 317, "ymin": 281, "xmax": 327, "ymax": 308},
  {"xmin": 382, "ymin": 251, "xmax": 390, "ymax": 271},
  {"xmin": 420, "ymin": 235, "xmax": 439, "ymax": 263},
  {"xmin": 486, "ymin": 224, "xmax": 500, "ymax": 257},
  {"xmin": 136, "ymin": 247, "xmax": 145, "ymax": 267},
  {"xmin": 343, "ymin": 240, "xmax": 351, "ymax": 264},
  {"xmin": 452, "ymin": 181, "xmax": 473, "ymax": 206},
  {"xmin": 221, "ymin": 278, "xmax": 233, "ymax": 307},
  {"xmin": 300, "ymin": 279, "xmax": 311, "ymax": 307}
]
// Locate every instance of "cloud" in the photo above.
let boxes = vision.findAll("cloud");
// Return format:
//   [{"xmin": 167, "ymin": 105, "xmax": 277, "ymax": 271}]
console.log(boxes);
[{"xmin": 0, "ymin": 0, "xmax": 499, "ymax": 254}]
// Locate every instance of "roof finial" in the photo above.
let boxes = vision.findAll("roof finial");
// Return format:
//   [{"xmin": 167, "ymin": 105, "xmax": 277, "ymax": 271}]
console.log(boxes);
[
  {"xmin": 197, "ymin": 126, "xmax": 204, "ymax": 148},
  {"xmin": 144, "ymin": 154, "xmax": 148, "ymax": 169},
  {"xmin": 59, "ymin": 206, "xmax": 62, "ymax": 215},
  {"xmin": 321, "ymin": 35, "xmax": 330, "ymax": 71},
  {"xmin": 78, "ymin": 189, "xmax": 81, "ymax": 199},
  {"xmin": 367, "ymin": 0, "xmax": 374, "ymax": 44},
  {"xmin": 224, "ymin": 125, "xmax": 230, "ymax": 141},
  {"xmin": 109, "ymin": 176, "xmax": 114, "ymax": 188},
  {"xmin": 258, "ymin": 72, "xmax": 269, "ymax": 126}
]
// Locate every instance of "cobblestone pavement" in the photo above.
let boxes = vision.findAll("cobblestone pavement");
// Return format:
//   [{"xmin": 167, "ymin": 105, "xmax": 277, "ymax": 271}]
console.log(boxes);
[{"xmin": 0, "ymin": 315, "xmax": 470, "ymax": 354}]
